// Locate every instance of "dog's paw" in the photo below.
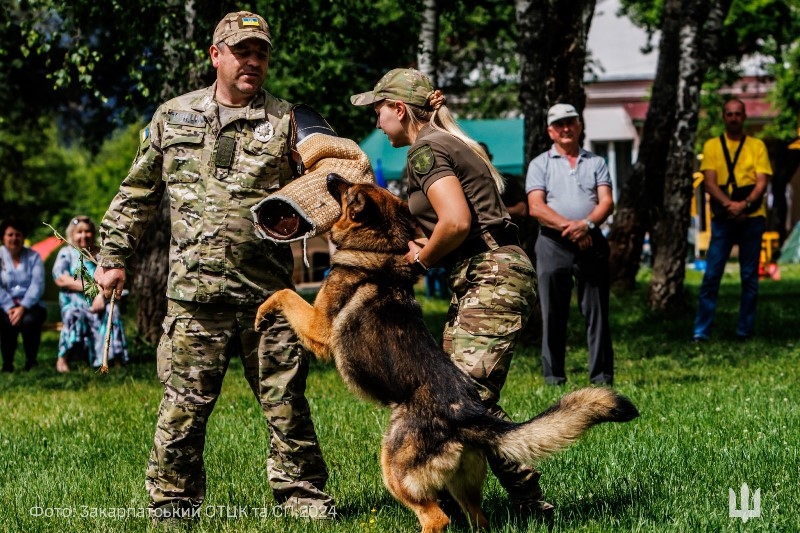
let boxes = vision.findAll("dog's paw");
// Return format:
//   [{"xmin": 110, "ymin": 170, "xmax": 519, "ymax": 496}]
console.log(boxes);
[
  {"xmin": 255, "ymin": 301, "xmax": 279, "ymax": 332},
  {"xmin": 255, "ymin": 311, "xmax": 277, "ymax": 332}
]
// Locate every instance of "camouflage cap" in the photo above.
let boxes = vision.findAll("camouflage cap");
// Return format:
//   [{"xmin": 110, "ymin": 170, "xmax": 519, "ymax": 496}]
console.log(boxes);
[
  {"xmin": 213, "ymin": 11, "xmax": 272, "ymax": 47},
  {"xmin": 350, "ymin": 68, "xmax": 434, "ymax": 107}
]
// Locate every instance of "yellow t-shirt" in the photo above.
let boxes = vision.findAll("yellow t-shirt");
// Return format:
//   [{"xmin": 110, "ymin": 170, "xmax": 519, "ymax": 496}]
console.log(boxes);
[{"xmin": 700, "ymin": 135, "xmax": 772, "ymax": 218}]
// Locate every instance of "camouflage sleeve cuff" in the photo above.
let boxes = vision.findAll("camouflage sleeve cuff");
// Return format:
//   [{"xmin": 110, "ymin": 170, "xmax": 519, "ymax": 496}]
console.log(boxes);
[{"xmin": 96, "ymin": 255, "xmax": 127, "ymax": 269}]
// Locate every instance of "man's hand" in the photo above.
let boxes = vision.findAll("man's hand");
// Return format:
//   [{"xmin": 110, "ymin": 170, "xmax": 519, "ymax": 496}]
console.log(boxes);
[
  {"xmin": 726, "ymin": 200, "xmax": 748, "ymax": 220},
  {"xmin": 562, "ymin": 219, "xmax": 590, "ymax": 242},
  {"xmin": 94, "ymin": 266, "xmax": 126, "ymax": 300}
]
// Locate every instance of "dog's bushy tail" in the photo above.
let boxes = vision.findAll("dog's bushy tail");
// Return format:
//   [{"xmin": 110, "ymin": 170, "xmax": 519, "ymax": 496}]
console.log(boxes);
[{"xmin": 494, "ymin": 387, "xmax": 638, "ymax": 465}]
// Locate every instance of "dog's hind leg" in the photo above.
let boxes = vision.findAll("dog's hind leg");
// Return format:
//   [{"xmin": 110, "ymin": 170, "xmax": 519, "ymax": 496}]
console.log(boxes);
[
  {"xmin": 380, "ymin": 444, "xmax": 450, "ymax": 533},
  {"xmin": 445, "ymin": 448, "xmax": 489, "ymax": 529}
]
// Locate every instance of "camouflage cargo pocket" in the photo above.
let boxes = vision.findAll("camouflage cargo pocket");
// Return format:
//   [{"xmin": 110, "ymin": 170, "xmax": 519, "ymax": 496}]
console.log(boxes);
[
  {"xmin": 156, "ymin": 315, "xmax": 176, "ymax": 384},
  {"xmin": 447, "ymin": 308, "xmax": 522, "ymax": 384}
]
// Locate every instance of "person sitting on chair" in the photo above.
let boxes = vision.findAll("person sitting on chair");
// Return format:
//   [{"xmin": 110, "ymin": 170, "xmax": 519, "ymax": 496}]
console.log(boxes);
[{"xmin": 52, "ymin": 216, "xmax": 128, "ymax": 373}]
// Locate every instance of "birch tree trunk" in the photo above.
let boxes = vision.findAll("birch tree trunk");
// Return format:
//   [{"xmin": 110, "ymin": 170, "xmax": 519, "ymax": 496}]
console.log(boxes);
[
  {"xmin": 417, "ymin": 0, "xmax": 439, "ymax": 82},
  {"xmin": 648, "ymin": 0, "xmax": 732, "ymax": 310}
]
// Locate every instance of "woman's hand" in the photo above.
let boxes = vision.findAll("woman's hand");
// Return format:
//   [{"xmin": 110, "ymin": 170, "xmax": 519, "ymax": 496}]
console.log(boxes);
[
  {"xmin": 90, "ymin": 294, "xmax": 106, "ymax": 313},
  {"xmin": 7, "ymin": 306, "xmax": 25, "ymax": 326}
]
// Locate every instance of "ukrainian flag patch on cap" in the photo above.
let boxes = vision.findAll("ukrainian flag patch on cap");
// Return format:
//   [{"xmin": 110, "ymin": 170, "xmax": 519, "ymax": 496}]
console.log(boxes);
[{"xmin": 241, "ymin": 16, "xmax": 259, "ymax": 26}]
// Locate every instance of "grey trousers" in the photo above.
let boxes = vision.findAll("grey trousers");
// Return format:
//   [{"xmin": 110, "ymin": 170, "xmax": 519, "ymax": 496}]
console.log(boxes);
[{"xmin": 534, "ymin": 233, "xmax": 614, "ymax": 384}]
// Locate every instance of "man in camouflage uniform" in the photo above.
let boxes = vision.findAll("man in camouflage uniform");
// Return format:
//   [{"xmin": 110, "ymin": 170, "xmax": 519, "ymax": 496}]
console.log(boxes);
[{"xmin": 94, "ymin": 11, "xmax": 333, "ymax": 524}]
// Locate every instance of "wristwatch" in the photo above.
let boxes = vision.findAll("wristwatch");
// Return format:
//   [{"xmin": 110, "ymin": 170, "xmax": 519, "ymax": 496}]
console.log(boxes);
[
  {"xmin": 413, "ymin": 250, "xmax": 429, "ymax": 275},
  {"xmin": 745, "ymin": 200, "xmax": 752, "ymax": 209},
  {"xmin": 585, "ymin": 219, "xmax": 596, "ymax": 230}
]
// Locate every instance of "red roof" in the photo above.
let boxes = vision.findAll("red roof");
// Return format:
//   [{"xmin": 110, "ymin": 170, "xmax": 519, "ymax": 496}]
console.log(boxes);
[{"xmin": 624, "ymin": 98, "xmax": 777, "ymax": 124}]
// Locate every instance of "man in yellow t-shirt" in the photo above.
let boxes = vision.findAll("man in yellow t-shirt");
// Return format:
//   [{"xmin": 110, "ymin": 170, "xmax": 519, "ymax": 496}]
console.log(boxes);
[{"xmin": 693, "ymin": 98, "xmax": 772, "ymax": 342}]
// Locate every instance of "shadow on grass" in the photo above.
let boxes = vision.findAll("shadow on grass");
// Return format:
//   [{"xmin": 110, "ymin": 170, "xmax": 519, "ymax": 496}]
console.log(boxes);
[
  {"xmin": 611, "ymin": 276, "xmax": 800, "ymax": 353},
  {"xmin": 0, "ymin": 358, "xmax": 156, "ymax": 394}
]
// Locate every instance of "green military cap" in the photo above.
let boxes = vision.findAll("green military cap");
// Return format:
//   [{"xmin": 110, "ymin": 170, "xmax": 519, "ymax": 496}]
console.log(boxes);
[
  {"xmin": 350, "ymin": 68, "xmax": 434, "ymax": 107},
  {"xmin": 213, "ymin": 11, "xmax": 272, "ymax": 47}
]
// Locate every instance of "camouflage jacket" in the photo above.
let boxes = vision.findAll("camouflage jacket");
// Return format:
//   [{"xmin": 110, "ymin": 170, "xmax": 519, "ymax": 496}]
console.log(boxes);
[{"xmin": 97, "ymin": 83, "xmax": 297, "ymax": 305}]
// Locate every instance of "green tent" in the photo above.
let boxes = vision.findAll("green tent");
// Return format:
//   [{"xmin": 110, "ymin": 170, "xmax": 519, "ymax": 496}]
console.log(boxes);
[
  {"xmin": 358, "ymin": 118, "xmax": 525, "ymax": 181},
  {"xmin": 778, "ymin": 222, "xmax": 800, "ymax": 264}
]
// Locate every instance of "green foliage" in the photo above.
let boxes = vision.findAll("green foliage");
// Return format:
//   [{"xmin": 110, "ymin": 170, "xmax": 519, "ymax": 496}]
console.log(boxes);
[
  {"xmin": 73, "ymin": 122, "xmax": 143, "ymax": 224},
  {"xmin": 437, "ymin": 0, "xmax": 520, "ymax": 118},
  {"xmin": 620, "ymin": 0, "xmax": 800, "ymax": 148},
  {"xmin": 1, "ymin": 267, "xmax": 799, "ymax": 531},
  {"xmin": 255, "ymin": 0, "xmax": 422, "ymax": 139},
  {"xmin": 762, "ymin": 40, "xmax": 800, "ymax": 142},
  {"xmin": 0, "ymin": 117, "xmax": 87, "ymax": 241}
]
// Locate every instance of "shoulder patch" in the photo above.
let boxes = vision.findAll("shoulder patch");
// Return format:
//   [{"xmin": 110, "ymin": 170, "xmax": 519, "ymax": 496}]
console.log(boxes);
[
  {"xmin": 166, "ymin": 111, "xmax": 205, "ymax": 127},
  {"xmin": 138, "ymin": 127, "xmax": 151, "ymax": 153},
  {"xmin": 409, "ymin": 144, "xmax": 435, "ymax": 175}
]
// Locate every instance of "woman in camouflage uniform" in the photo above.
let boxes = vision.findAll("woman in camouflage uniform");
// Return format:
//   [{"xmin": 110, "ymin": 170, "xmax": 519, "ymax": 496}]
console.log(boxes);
[{"xmin": 351, "ymin": 68, "xmax": 551, "ymax": 513}]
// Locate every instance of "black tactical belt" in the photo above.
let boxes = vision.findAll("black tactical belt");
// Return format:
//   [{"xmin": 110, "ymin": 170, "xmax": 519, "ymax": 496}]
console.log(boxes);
[{"xmin": 444, "ymin": 226, "xmax": 520, "ymax": 268}]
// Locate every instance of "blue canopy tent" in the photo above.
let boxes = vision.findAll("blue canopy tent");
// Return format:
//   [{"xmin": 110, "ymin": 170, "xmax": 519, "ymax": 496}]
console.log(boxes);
[{"xmin": 358, "ymin": 118, "xmax": 525, "ymax": 181}]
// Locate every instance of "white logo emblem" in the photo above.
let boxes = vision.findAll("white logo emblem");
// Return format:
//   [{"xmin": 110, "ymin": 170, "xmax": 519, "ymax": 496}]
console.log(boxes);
[
  {"xmin": 254, "ymin": 121, "xmax": 274, "ymax": 142},
  {"xmin": 729, "ymin": 483, "xmax": 761, "ymax": 523}
]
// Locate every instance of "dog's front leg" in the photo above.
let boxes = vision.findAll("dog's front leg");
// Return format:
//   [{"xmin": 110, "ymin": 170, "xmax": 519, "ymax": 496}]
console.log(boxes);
[{"xmin": 255, "ymin": 289, "xmax": 332, "ymax": 359}]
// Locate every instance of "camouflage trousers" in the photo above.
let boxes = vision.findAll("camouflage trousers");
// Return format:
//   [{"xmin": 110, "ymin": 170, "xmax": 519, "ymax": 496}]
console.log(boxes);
[
  {"xmin": 443, "ymin": 247, "xmax": 544, "ymax": 503},
  {"xmin": 146, "ymin": 299, "xmax": 331, "ymax": 514}
]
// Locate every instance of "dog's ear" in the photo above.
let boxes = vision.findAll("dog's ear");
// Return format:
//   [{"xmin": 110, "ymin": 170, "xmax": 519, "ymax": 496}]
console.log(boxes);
[{"xmin": 347, "ymin": 190, "xmax": 369, "ymax": 220}]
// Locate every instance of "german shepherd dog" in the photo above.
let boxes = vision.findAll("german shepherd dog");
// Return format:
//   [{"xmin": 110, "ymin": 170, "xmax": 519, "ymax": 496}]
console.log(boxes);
[{"xmin": 256, "ymin": 175, "xmax": 638, "ymax": 533}]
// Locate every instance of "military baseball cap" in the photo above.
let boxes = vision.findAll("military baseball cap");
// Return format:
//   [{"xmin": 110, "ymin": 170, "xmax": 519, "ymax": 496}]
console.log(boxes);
[
  {"xmin": 213, "ymin": 11, "xmax": 272, "ymax": 47},
  {"xmin": 350, "ymin": 68, "xmax": 434, "ymax": 107},
  {"xmin": 547, "ymin": 103, "xmax": 579, "ymax": 125}
]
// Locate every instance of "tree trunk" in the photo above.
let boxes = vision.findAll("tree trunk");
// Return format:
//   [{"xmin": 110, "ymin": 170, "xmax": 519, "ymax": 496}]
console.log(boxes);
[
  {"xmin": 648, "ymin": 0, "xmax": 732, "ymax": 310},
  {"xmin": 130, "ymin": 196, "xmax": 170, "ymax": 345},
  {"xmin": 607, "ymin": 0, "xmax": 683, "ymax": 291},
  {"xmin": 515, "ymin": 0, "xmax": 595, "ymax": 163},
  {"xmin": 417, "ymin": 0, "xmax": 439, "ymax": 82},
  {"xmin": 130, "ymin": 0, "xmax": 201, "ymax": 344},
  {"xmin": 515, "ymin": 0, "xmax": 595, "ymax": 345},
  {"xmin": 765, "ymin": 139, "xmax": 800, "ymax": 249}
]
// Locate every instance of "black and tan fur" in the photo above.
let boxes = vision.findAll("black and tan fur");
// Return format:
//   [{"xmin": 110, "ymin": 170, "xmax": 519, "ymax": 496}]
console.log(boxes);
[{"xmin": 256, "ymin": 174, "xmax": 638, "ymax": 533}]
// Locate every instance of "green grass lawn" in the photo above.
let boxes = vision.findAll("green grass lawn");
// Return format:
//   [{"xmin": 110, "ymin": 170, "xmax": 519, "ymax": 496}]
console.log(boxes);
[{"xmin": 1, "ymin": 264, "xmax": 798, "ymax": 532}]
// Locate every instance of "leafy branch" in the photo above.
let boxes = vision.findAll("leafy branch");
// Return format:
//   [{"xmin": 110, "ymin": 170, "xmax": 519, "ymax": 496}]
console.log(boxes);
[{"xmin": 43, "ymin": 222, "xmax": 99, "ymax": 303}]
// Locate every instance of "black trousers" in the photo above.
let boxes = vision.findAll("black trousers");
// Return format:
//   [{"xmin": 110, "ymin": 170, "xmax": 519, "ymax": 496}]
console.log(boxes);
[
  {"xmin": 535, "ymin": 233, "xmax": 614, "ymax": 384},
  {"xmin": 0, "ymin": 305, "xmax": 47, "ymax": 368}
]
